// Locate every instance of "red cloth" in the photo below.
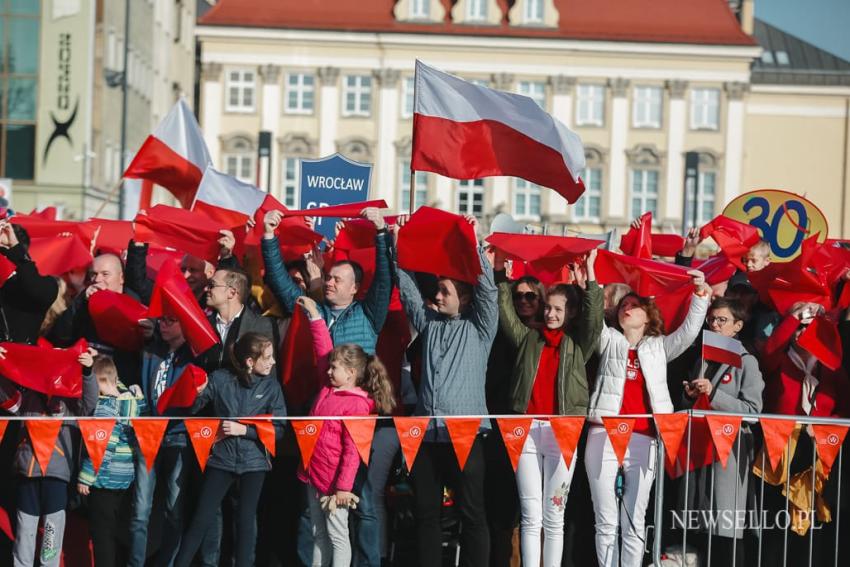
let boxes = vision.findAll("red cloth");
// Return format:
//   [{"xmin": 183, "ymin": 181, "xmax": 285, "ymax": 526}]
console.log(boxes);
[
  {"xmin": 620, "ymin": 350, "xmax": 654, "ymax": 436},
  {"xmin": 86, "ymin": 219, "xmax": 135, "ymax": 256},
  {"xmin": 9, "ymin": 215, "xmax": 97, "ymax": 246},
  {"xmin": 526, "ymin": 328, "xmax": 561, "ymax": 416},
  {"xmin": 764, "ymin": 357, "xmax": 850, "ymax": 418},
  {"xmin": 27, "ymin": 235, "xmax": 93, "ymax": 276},
  {"xmin": 87, "ymin": 290, "xmax": 148, "ymax": 351},
  {"xmin": 797, "ymin": 316, "xmax": 843, "ymax": 371},
  {"xmin": 0, "ymin": 255, "xmax": 16, "ymax": 286},
  {"xmin": 699, "ymin": 215, "xmax": 760, "ymax": 270},
  {"xmin": 486, "ymin": 232, "xmax": 600, "ymax": 285},
  {"xmin": 375, "ymin": 294, "xmax": 412, "ymax": 415},
  {"xmin": 28, "ymin": 206, "xmax": 57, "ymax": 220},
  {"xmin": 0, "ymin": 339, "xmax": 88, "ymax": 398},
  {"xmin": 747, "ymin": 238, "xmax": 834, "ymax": 314},
  {"xmin": 619, "ymin": 212, "xmax": 652, "ymax": 259},
  {"xmin": 650, "ymin": 234, "xmax": 686, "ymax": 258},
  {"xmin": 397, "ymin": 207, "xmax": 481, "ymax": 284},
  {"xmin": 282, "ymin": 199, "xmax": 388, "ymax": 217},
  {"xmin": 156, "ymin": 365, "xmax": 207, "ymax": 414},
  {"xmin": 279, "ymin": 308, "xmax": 318, "ymax": 409},
  {"xmin": 134, "ymin": 205, "xmax": 237, "ymax": 264},
  {"xmin": 595, "ymin": 249, "xmax": 692, "ymax": 297}
]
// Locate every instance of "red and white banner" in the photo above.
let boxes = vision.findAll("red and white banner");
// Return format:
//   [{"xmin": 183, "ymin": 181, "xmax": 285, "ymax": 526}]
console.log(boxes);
[
  {"xmin": 702, "ymin": 330, "xmax": 744, "ymax": 369},
  {"xmin": 192, "ymin": 166, "xmax": 269, "ymax": 226},
  {"xmin": 411, "ymin": 61, "xmax": 585, "ymax": 204}
]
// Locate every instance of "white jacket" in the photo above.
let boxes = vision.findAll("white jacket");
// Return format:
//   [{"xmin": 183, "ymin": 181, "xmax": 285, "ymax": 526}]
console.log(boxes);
[{"xmin": 588, "ymin": 293, "xmax": 710, "ymax": 422}]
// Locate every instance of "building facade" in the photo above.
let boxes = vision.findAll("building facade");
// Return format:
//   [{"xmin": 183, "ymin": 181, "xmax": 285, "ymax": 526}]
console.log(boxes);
[
  {"xmin": 8, "ymin": 0, "xmax": 196, "ymax": 220},
  {"xmin": 196, "ymin": 0, "xmax": 850, "ymax": 237}
]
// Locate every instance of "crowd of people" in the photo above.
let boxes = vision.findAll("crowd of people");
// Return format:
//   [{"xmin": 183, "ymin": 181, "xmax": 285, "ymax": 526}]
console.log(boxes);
[{"xmin": 0, "ymin": 202, "xmax": 849, "ymax": 567}]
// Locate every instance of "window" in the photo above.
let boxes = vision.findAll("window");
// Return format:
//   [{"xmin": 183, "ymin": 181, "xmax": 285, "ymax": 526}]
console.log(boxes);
[
  {"xmin": 343, "ymin": 75, "xmax": 372, "ymax": 117},
  {"xmin": 630, "ymin": 169, "xmax": 659, "ymax": 218},
  {"xmin": 281, "ymin": 158, "xmax": 299, "ymax": 208},
  {"xmin": 775, "ymin": 50, "xmax": 790, "ymax": 65},
  {"xmin": 517, "ymin": 81, "xmax": 546, "ymax": 109},
  {"xmin": 457, "ymin": 179, "xmax": 484, "ymax": 215},
  {"xmin": 524, "ymin": 0, "xmax": 544, "ymax": 23},
  {"xmin": 576, "ymin": 84, "xmax": 605, "ymax": 126},
  {"xmin": 226, "ymin": 69, "xmax": 256, "ymax": 112},
  {"xmin": 760, "ymin": 51, "xmax": 774, "ymax": 65},
  {"xmin": 468, "ymin": 78, "xmax": 490, "ymax": 88},
  {"xmin": 1, "ymin": 5, "xmax": 40, "ymax": 178},
  {"xmin": 401, "ymin": 76, "xmax": 415, "ymax": 118},
  {"xmin": 400, "ymin": 161, "xmax": 428, "ymax": 212},
  {"xmin": 410, "ymin": 0, "xmax": 429, "ymax": 18},
  {"xmin": 285, "ymin": 73, "xmax": 315, "ymax": 114},
  {"xmin": 574, "ymin": 168, "xmax": 602, "ymax": 221},
  {"xmin": 513, "ymin": 179, "xmax": 541, "ymax": 218},
  {"xmin": 690, "ymin": 88, "xmax": 720, "ymax": 130},
  {"xmin": 467, "ymin": 0, "xmax": 487, "ymax": 21},
  {"xmin": 685, "ymin": 171, "xmax": 716, "ymax": 226},
  {"xmin": 633, "ymin": 86, "xmax": 662, "ymax": 128},
  {"xmin": 225, "ymin": 154, "xmax": 255, "ymax": 185}
]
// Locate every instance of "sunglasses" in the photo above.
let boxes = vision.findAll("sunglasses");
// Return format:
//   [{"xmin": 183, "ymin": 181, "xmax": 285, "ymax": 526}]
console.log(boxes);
[{"xmin": 513, "ymin": 291, "xmax": 539, "ymax": 302}]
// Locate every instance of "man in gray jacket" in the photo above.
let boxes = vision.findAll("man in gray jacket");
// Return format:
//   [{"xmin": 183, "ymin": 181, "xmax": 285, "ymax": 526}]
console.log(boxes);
[{"xmin": 395, "ymin": 214, "xmax": 498, "ymax": 567}]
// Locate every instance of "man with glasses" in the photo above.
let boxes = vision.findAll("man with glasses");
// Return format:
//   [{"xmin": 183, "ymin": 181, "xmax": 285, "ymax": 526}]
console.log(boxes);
[{"xmin": 128, "ymin": 314, "xmax": 199, "ymax": 567}]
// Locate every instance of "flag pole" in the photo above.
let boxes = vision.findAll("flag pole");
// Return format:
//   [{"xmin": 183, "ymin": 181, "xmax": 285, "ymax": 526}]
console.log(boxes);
[
  {"xmin": 93, "ymin": 179, "xmax": 125, "ymax": 218},
  {"xmin": 408, "ymin": 167, "xmax": 416, "ymax": 215}
]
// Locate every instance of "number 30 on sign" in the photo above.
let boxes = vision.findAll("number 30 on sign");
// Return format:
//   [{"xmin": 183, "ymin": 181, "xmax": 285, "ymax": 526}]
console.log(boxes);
[{"xmin": 722, "ymin": 189, "xmax": 828, "ymax": 262}]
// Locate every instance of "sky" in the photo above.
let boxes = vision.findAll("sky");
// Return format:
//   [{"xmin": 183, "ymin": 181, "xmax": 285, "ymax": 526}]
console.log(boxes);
[{"xmin": 756, "ymin": 0, "xmax": 850, "ymax": 61}]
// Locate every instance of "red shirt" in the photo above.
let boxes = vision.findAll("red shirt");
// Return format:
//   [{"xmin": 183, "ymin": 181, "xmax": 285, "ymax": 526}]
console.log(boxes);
[
  {"xmin": 620, "ymin": 349, "xmax": 655, "ymax": 435},
  {"xmin": 526, "ymin": 329, "xmax": 562, "ymax": 416}
]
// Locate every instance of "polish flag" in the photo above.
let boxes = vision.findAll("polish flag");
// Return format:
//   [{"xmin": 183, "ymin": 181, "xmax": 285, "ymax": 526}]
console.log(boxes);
[
  {"xmin": 702, "ymin": 330, "xmax": 744, "ymax": 368},
  {"xmin": 124, "ymin": 99, "xmax": 212, "ymax": 209},
  {"xmin": 411, "ymin": 60, "xmax": 586, "ymax": 203},
  {"xmin": 191, "ymin": 166, "xmax": 269, "ymax": 226}
]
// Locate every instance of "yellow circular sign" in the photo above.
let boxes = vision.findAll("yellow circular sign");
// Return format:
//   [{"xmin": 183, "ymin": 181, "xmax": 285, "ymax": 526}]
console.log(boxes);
[{"xmin": 722, "ymin": 189, "xmax": 828, "ymax": 262}]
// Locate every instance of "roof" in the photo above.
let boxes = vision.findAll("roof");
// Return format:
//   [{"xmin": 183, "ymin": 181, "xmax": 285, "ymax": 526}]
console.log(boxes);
[
  {"xmin": 198, "ymin": 0, "xmax": 756, "ymax": 46},
  {"xmin": 752, "ymin": 18, "xmax": 850, "ymax": 85}
]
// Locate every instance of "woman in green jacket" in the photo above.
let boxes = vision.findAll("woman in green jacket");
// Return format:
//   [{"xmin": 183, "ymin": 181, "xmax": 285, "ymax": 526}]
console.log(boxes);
[{"xmin": 497, "ymin": 249, "xmax": 603, "ymax": 567}]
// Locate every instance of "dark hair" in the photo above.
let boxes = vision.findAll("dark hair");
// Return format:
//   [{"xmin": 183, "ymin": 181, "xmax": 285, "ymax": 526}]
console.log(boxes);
[
  {"xmin": 229, "ymin": 332, "xmax": 273, "ymax": 387},
  {"xmin": 332, "ymin": 260, "xmax": 364, "ymax": 286},
  {"xmin": 330, "ymin": 344, "xmax": 396, "ymax": 415},
  {"xmin": 218, "ymin": 268, "xmax": 250, "ymax": 303},
  {"xmin": 615, "ymin": 293, "xmax": 665, "ymax": 337},
  {"xmin": 286, "ymin": 260, "xmax": 311, "ymax": 286},
  {"xmin": 12, "ymin": 224, "xmax": 29, "ymax": 251},
  {"xmin": 437, "ymin": 277, "xmax": 473, "ymax": 309},
  {"xmin": 546, "ymin": 283, "xmax": 584, "ymax": 325},
  {"xmin": 709, "ymin": 297, "xmax": 748, "ymax": 323}
]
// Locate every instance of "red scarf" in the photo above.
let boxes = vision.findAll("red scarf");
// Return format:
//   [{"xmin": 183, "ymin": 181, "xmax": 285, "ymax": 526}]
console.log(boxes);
[{"xmin": 527, "ymin": 328, "xmax": 563, "ymax": 416}]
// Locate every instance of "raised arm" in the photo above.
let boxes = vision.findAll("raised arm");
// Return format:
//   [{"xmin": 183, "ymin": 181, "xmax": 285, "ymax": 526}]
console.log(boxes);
[
  {"xmin": 663, "ymin": 272, "xmax": 710, "ymax": 361},
  {"xmin": 470, "ymin": 245, "xmax": 498, "ymax": 343},
  {"xmin": 125, "ymin": 241, "xmax": 154, "ymax": 304},
  {"xmin": 298, "ymin": 296, "xmax": 333, "ymax": 386},
  {"xmin": 762, "ymin": 312, "xmax": 803, "ymax": 374},
  {"xmin": 497, "ymin": 280, "xmax": 530, "ymax": 348},
  {"xmin": 576, "ymin": 250, "xmax": 604, "ymax": 361},
  {"xmin": 396, "ymin": 267, "xmax": 429, "ymax": 334},
  {"xmin": 261, "ymin": 211, "xmax": 306, "ymax": 313},
  {"xmin": 361, "ymin": 210, "xmax": 393, "ymax": 333}
]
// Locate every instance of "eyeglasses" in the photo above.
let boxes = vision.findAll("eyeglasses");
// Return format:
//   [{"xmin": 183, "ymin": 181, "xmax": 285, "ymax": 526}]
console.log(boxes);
[
  {"xmin": 159, "ymin": 317, "xmax": 179, "ymax": 326},
  {"xmin": 707, "ymin": 316, "xmax": 732, "ymax": 325},
  {"xmin": 205, "ymin": 282, "xmax": 229, "ymax": 290},
  {"xmin": 513, "ymin": 291, "xmax": 539, "ymax": 302}
]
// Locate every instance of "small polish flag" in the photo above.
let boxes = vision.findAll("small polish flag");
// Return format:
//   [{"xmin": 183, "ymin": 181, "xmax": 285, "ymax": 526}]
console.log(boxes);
[
  {"xmin": 191, "ymin": 166, "xmax": 269, "ymax": 226},
  {"xmin": 412, "ymin": 60, "xmax": 586, "ymax": 204},
  {"xmin": 702, "ymin": 330, "xmax": 744, "ymax": 369},
  {"xmin": 124, "ymin": 98, "xmax": 212, "ymax": 209}
]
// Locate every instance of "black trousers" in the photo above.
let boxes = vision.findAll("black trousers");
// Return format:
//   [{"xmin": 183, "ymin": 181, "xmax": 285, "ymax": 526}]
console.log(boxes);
[
  {"xmin": 411, "ymin": 437, "xmax": 489, "ymax": 567},
  {"xmin": 174, "ymin": 468, "xmax": 266, "ymax": 567},
  {"xmin": 87, "ymin": 488, "xmax": 130, "ymax": 567}
]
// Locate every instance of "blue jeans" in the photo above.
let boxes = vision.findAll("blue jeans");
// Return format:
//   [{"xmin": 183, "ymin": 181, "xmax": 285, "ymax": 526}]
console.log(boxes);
[{"xmin": 128, "ymin": 444, "xmax": 192, "ymax": 567}]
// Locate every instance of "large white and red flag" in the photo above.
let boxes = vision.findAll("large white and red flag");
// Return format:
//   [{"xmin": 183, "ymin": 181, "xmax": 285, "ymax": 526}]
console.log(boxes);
[
  {"xmin": 702, "ymin": 330, "xmax": 744, "ymax": 368},
  {"xmin": 411, "ymin": 60, "xmax": 586, "ymax": 203},
  {"xmin": 192, "ymin": 166, "xmax": 269, "ymax": 226},
  {"xmin": 124, "ymin": 98, "xmax": 212, "ymax": 209}
]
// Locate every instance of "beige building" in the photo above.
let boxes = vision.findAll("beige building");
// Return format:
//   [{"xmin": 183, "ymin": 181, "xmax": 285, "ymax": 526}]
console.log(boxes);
[
  {"xmin": 9, "ymin": 0, "xmax": 196, "ymax": 219},
  {"xmin": 195, "ymin": 0, "xmax": 850, "ymax": 237}
]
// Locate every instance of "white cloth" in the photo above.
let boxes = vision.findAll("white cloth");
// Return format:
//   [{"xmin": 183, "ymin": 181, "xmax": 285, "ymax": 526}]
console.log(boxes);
[
  {"xmin": 215, "ymin": 305, "xmax": 244, "ymax": 344},
  {"xmin": 516, "ymin": 419, "xmax": 577, "ymax": 567},
  {"xmin": 308, "ymin": 485, "xmax": 350, "ymax": 567},
  {"xmin": 585, "ymin": 427, "xmax": 657, "ymax": 567},
  {"xmin": 788, "ymin": 348, "xmax": 819, "ymax": 415}
]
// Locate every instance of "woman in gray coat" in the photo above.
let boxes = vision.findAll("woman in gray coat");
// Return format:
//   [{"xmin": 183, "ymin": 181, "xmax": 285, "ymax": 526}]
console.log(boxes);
[{"xmin": 680, "ymin": 297, "xmax": 764, "ymax": 565}]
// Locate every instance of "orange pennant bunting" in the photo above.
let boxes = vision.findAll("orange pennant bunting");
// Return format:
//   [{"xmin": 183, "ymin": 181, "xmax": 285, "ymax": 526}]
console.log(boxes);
[
  {"xmin": 344, "ymin": 418, "xmax": 377, "ymax": 466},
  {"xmin": 759, "ymin": 417, "xmax": 797, "ymax": 473},
  {"xmin": 292, "ymin": 420, "xmax": 324, "ymax": 468},
  {"xmin": 26, "ymin": 420, "xmax": 63, "ymax": 475},
  {"xmin": 185, "ymin": 419, "xmax": 220, "ymax": 472},
  {"xmin": 812, "ymin": 424, "xmax": 849, "ymax": 477},
  {"xmin": 394, "ymin": 417, "xmax": 430, "ymax": 471},
  {"xmin": 240, "ymin": 418, "xmax": 277, "ymax": 457},
  {"xmin": 601, "ymin": 417, "xmax": 635, "ymax": 466},
  {"xmin": 445, "ymin": 418, "xmax": 481, "ymax": 471},
  {"xmin": 654, "ymin": 414, "xmax": 689, "ymax": 470},
  {"xmin": 705, "ymin": 414, "xmax": 742, "ymax": 469},
  {"xmin": 78, "ymin": 419, "xmax": 117, "ymax": 475},
  {"xmin": 549, "ymin": 416, "xmax": 585, "ymax": 468},
  {"xmin": 131, "ymin": 419, "xmax": 169, "ymax": 472},
  {"xmin": 496, "ymin": 418, "xmax": 532, "ymax": 472}
]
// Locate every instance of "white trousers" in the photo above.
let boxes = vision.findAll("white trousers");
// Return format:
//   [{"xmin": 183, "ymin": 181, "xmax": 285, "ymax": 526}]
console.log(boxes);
[
  {"xmin": 515, "ymin": 419, "xmax": 576, "ymax": 567},
  {"xmin": 585, "ymin": 426, "xmax": 657, "ymax": 567},
  {"xmin": 308, "ymin": 486, "xmax": 350, "ymax": 567}
]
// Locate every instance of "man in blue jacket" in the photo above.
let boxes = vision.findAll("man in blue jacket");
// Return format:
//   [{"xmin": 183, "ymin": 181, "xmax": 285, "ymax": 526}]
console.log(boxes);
[{"xmin": 261, "ymin": 207, "xmax": 392, "ymax": 567}]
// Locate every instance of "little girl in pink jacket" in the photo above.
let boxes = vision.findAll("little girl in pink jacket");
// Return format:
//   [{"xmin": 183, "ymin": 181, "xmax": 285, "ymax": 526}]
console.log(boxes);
[{"xmin": 296, "ymin": 297, "xmax": 396, "ymax": 567}]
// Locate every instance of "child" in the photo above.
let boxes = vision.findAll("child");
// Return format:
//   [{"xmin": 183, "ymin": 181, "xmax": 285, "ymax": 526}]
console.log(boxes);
[
  {"xmin": 0, "ymin": 344, "xmax": 98, "ymax": 567},
  {"xmin": 77, "ymin": 355, "xmax": 146, "ymax": 567},
  {"xmin": 742, "ymin": 240, "xmax": 771, "ymax": 272},
  {"xmin": 296, "ymin": 296, "xmax": 395, "ymax": 567}
]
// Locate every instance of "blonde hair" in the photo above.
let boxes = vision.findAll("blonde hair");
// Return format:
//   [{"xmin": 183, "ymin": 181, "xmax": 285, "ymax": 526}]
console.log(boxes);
[
  {"xmin": 93, "ymin": 355, "xmax": 118, "ymax": 385},
  {"xmin": 39, "ymin": 278, "xmax": 68, "ymax": 335},
  {"xmin": 330, "ymin": 344, "xmax": 396, "ymax": 415},
  {"xmin": 748, "ymin": 240, "xmax": 771, "ymax": 257}
]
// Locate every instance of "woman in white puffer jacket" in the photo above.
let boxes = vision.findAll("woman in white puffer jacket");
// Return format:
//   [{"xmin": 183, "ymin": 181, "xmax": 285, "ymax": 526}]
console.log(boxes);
[{"xmin": 585, "ymin": 271, "xmax": 710, "ymax": 567}]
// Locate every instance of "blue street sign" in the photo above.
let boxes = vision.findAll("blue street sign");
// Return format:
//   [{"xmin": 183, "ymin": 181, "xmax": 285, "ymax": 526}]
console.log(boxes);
[{"xmin": 299, "ymin": 153, "xmax": 373, "ymax": 240}]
